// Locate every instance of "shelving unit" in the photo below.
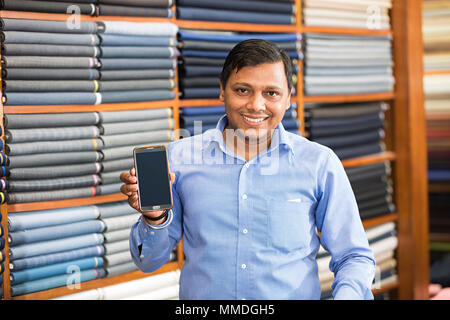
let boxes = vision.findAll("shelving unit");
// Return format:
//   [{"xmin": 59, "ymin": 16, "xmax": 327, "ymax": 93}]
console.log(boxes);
[{"xmin": 0, "ymin": 0, "xmax": 428, "ymax": 300}]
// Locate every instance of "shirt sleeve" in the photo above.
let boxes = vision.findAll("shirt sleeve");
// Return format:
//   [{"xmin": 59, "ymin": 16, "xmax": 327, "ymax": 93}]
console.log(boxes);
[
  {"xmin": 314, "ymin": 149, "xmax": 376, "ymax": 300},
  {"xmin": 129, "ymin": 179, "xmax": 183, "ymax": 273}
]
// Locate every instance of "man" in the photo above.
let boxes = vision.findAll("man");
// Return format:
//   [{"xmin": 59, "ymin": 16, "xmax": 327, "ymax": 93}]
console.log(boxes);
[{"xmin": 120, "ymin": 39, "xmax": 376, "ymax": 300}]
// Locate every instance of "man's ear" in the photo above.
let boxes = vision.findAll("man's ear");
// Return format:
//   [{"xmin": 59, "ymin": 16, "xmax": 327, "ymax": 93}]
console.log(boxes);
[{"xmin": 219, "ymin": 81, "xmax": 225, "ymax": 102}]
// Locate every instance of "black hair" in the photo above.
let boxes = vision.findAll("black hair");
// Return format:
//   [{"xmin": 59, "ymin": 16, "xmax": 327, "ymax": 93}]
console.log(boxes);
[{"xmin": 219, "ymin": 39, "xmax": 293, "ymax": 90}]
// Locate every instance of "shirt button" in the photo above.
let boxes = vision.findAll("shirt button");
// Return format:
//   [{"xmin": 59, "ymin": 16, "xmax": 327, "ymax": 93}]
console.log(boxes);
[
  {"xmin": 144, "ymin": 228, "xmax": 148, "ymax": 233},
  {"xmin": 244, "ymin": 163, "xmax": 250, "ymax": 168},
  {"xmin": 241, "ymin": 264, "xmax": 247, "ymax": 269},
  {"xmin": 242, "ymin": 228, "xmax": 248, "ymax": 234},
  {"xmin": 150, "ymin": 231, "xmax": 155, "ymax": 236},
  {"xmin": 242, "ymin": 194, "xmax": 248, "ymax": 200}
]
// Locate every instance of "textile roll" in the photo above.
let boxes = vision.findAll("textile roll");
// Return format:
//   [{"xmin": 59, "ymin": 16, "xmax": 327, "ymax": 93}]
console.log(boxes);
[
  {"xmin": 182, "ymin": 65, "xmax": 223, "ymax": 77},
  {"xmin": 2, "ymin": 44, "xmax": 99, "ymax": 57},
  {"xmin": 1, "ymin": 1, "xmax": 97, "ymax": 16},
  {"xmin": 100, "ymin": 46, "xmax": 179, "ymax": 58},
  {"xmin": 124, "ymin": 284, "xmax": 179, "ymax": 300},
  {"xmin": 9, "ymin": 233, "xmax": 104, "ymax": 261},
  {"xmin": 182, "ymin": 56, "xmax": 225, "ymax": 66},
  {"xmin": 99, "ymin": 183, "xmax": 122, "ymax": 195},
  {"xmin": 10, "ymin": 257, "xmax": 104, "ymax": 285},
  {"xmin": 98, "ymin": 5, "xmax": 173, "ymax": 17},
  {"xmin": 1, "ymin": 31, "xmax": 100, "ymax": 46},
  {"xmin": 4, "ymin": 92, "xmax": 99, "ymax": 106},
  {"xmin": 103, "ymin": 229, "xmax": 130, "ymax": 243},
  {"xmin": 99, "ymin": 130, "xmax": 174, "ymax": 148},
  {"xmin": 346, "ymin": 162, "xmax": 389, "ymax": 182},
  {"xmin": 4, "ymin": 80, "xmax": 98, "ymax": 93},
  {"xmin": 334, "ymin": 143, "xmax": 383, "ymax": 160},
  {"xmin": 100, "ymin": 90, "xmax": 176, "ymax": 103},
  {"xmin": 311, "ymin": 129, "xmax": 384, "ymax": 148},
  {"xmin": 101, "ymin": 21, "xmax": 178, "ymax": 37},
  {"xmin": 11, "ymin": 268, "xmax": 105, "ymax": 297},
  {"xmin": 4, "ymin": 112, "xmax": 99, "ymax": 129},
  {"xmin": 10, "ymin": 245, "xmax": 105, "ymax": 271},
  {"xmin": 8, "ymin": 205, "xmax": 100, "ymax": 232},
  {"xmin": 305, "ymin": 66, "xmax": 392, "ymax": 76},
  {"xmin": 177, "ymin": 0, "xmax": 294, "ymax": 14},
  {"xmin": 308, "ymin": 116, "xmax": 384, "ymax": 138},
  {"xmin": 5, "ymin": 138, "xmax": 103, "ymax": 156},
  {"xmin": 177, "ymin": 7, "xmax": 295, "ymax": 25},
  {"xmin": 181, "ymin": 114, "xmax": 223, "ymax": 127},
  {"xmin": 99, "ymin": 58, "xmax": 176, "ymax": 70},
  {"xmin": 103, "ymin": 240, "xmax": 129, "ymax": 255},
  {"xmin": 104, "ymin": 262, "xmax": 138, "ymax": 277},
  {"xmin": 180, "ymin": 40, "xmax": 299, "ymax": 52},
  {"xmin": 5, "ymin": 126, "xmax": 100, "ymax": 143},
  {"xmin": 95, "ymin": 201, "xmax": 137, "ymax": 219},
  {"xmin": 181, "ymin": 77, "xmax": 220, "ymax": 88},
  {"xmin": 98, "ymin": 79, "xmax": 176, "ymax": 92},
  {"xmin": 101, "ymin": 158, "xmax": 133, "ymax": 172},
  {"xmin": 100, "ymin": 69, "xmax": 175, "ymax": 81},
  {"xmin": 7, "ymin": 186, "xmax": 100, "ymax": 204},
  {"xmin": 104, "ymin": 251, "xmax": 132, "ymax": 266},
  {"xmin": 3, "ymin": 68, "xmax": 100, "ymax": 80},
  {"xmin": 304, "ymin": 83, "xmax": 393, "ymax": 95},
  {"xmin": 101, "ymin": 213, "xmax": 141, "ymax": 232},
  {"xmin": 0, "ymin": 18, "xmax": 98, "ymax": 34},
  {"xmin": 100, "ymin": 118, "xmax": 174, "ymax": 136},
  {"xmin": 100, "ymin": 171, "xmax": 122, "ymax": 184},
  {"xmin": 305, "ymin": 102, "xmax": 387, "ymax": 119},
  {"xmin": 7, "ymin": 151, "xmax": 102, "ymax": 169},
  {"xmin": 100, "ymin": 145, "xmax": 144, "ymax": 161},
  {"xmin": 178, "ymin": 30, "xmax": 301, "ymax": 43},
  {"xmin": 182, "ymin": 87, "xmax": 220, "ymax": 99},
  {"xmin": 9, "ymin": 219, "xmax": 105, "ymax": 247},
  {"xmin": 98, "ymin": 0, "xmax": 172, "ymax": 7},
  {"xmin": 181, "ymin": 106, "xmax": 225, "ymax": 115},
  {"xmin": 3, "ymin": 56, "xmax": 100, "ymax": 69},
  {"xmin": 99, "ymin": 34, "xmax": 177, "ymax": 47},
  {"xmin": 98, "ymin": 108, "xmax": 172, "ymax": 123},
  {"xmin": 7, "ymin": 163, "xmax": 101, "ymax": 180},
  {"xmin": 6, "ymin": 175, "xmax": 100, "ymax": 192}
]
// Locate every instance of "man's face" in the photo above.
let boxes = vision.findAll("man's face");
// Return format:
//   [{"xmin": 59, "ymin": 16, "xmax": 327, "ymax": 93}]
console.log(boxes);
[{"xmin": 220, "ymin": 61, "xmax": 291, "ymax": 141}]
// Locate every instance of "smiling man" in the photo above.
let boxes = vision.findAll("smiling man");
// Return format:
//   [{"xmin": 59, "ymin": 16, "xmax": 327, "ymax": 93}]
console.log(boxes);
[{"xmin": 120, "ymin": 39, "xmax": 376, "ymax": 300}]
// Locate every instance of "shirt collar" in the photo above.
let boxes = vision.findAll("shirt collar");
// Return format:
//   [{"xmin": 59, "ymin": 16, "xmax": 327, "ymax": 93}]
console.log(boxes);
[{"xmin": 202, "ymin": 114, "xmax": 295, "ymax": 156}]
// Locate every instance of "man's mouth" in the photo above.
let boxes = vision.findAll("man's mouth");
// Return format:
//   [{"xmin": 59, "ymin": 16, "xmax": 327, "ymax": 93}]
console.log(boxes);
[{"xmin": 242, "ymin": 115, "xmax": 268, "ymax": 123}]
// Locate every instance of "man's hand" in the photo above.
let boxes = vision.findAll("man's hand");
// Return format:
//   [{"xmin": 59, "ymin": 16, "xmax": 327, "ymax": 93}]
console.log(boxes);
[{"xmin": 120, "ymin": 167, "xmax": 175, "ymax": 225}]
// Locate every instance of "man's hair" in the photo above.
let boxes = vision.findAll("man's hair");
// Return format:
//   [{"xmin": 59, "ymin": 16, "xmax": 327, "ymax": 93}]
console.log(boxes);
[{"xmin": 219, "ymin": 39, "xmax": 293, "ymax": 91}]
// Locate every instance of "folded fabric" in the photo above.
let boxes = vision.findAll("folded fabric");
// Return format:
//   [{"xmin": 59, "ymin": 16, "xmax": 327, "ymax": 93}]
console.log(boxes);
[
  {"xmin": 6, "ymin": 138, "xmax": 103, "ymax": 156},
  {"xmin": 3, "ymin": 68, "xmax": 100, "ymax": 80},
  {"xmin": 100, "ymin": 90, "xmax": 176, "ymax": 103},
  {"xmin": 2, "ymin": 43, "xmax": 100, "ymax": 57},
  {"xmin": 101, "ymin": 21, "xmax": 178, "ymax": 37},
  {"xmin": 98, "ymin": 0, "xmax": 172, "ymax": 7},
  {"xmin": 1, "ymin": 31, "xmax": 100, "ymax": 46},
  {"xmin": 99, "ymin": 58, "xmax": 176, "ymax": 70},
  {"xmin": 96, "ymin": 201, "xmax": 137, "ymax": 219},
  {"xmin": 1, "ymin": 0, "xmax": 97, "ymax": 16},
  {"xmin": 0, "ymin": 18, "xmax": 98, "ymax": 34},
  {"xmin": 8, "ymin": 151, "xmax": 102, "ymax": 169},
  {"xmin": 100, "ymin": 130, "xmax": 174, "ymax": 148},
  {"xmin": 180, "ymin": 40, "xmax": 299, "ymax": 52},
  {"xmin": 100, "ymin": 69, "xmax": 175, "ymax": 80},
  {"xmin": 181, "ymin": 106, "xmax": 225, "ymax": 116},
  {"xmin": 4, "ymin": 92, "xmax": 100, "ymax": 106},
  {"xmin": 177, "ymin": 0, "xmax": 294, "ymax": 14},
  {"xmin": 181, "ymin": 87, "xmax": 220, "ymax": 99},
  {"xmin": 7, "ymin": 174, "xmax": 100, "ymax": 192},
  {"xmin": 103, "ymin": 239, "xmax": 130, "ymax": 255},
  {"xmin": 311, "ymin": 129, "xmax": 384, "ymax": 149},
  {"xmin": 98, "ymin": 107, "xmax": 172, "ymax": 123},
  {"xmin": 178, "ymin": 30, "xmax": 300, "ymax": 43},
  {"xmin": 101, "ymin": 157, "xmax": 134, "ymax": 172},
  {"xmin": 5, "ymin": 126, "xmax": 100, "ymax": 143},
  {"xmin": 7, "ymin": 186, "xmax": 101, "ymax": 204},
  {"xmin": 100, "ymin": 118, "xmax": 174, "ymax": 136},
  {"xmin": 7, "ymin": 162, "xmax": 101, "ymax": 180},
  {"xmin": 3, "ymin": 56, "xmax": 100, "ymax": 69},
  {"xmin": 98, "ymin": 5, "xmax": 174, "ymax": 17},
  {"xmin": 100, "ymin": 46, "xmax": 179, "ymax": 58},
  {"xmin": 101, "ymin": 213, "xmax": 141, "ymax": 232},
  {"xmin": 5, "ymin": 112, "xmax": 100, "ymax": 129},
  {"xmin": 98, "ymin": 182, "xmax": 122, "ymax": 195},
  {"xmin": 99, "ymin": 34, "xmax": 177, "ymax": 47}
]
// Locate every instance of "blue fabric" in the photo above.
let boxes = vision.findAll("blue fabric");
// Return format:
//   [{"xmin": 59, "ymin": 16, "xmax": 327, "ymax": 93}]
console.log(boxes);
[
  {"xmin": 130, "ymin": 115, "xmax": 376, "ymax": 299},
  {"xmin": 178, "ymin": 30, "xmax": 300, "ymax": 43},
  {"xmin": 428, "ymin": 169, "xmax": 450, "ymax": 181},
  {"xmin": 182, "ymin": 106, "xmax": 225, "ymax": 116},
  {"xmin": 182, "ymin": 87, "xmax": 220, "ymax": 99},
  {"xmin": 99, "ymin": 34, "xmax": 177, "ymax": 47},
  {"xmin": 182, "ymin": 49, "xmax": 301, "ymax": 60}
]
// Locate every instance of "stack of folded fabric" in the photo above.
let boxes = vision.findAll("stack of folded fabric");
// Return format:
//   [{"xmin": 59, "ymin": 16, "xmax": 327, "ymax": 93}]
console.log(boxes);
[
  {"xmin": 7, "ymin": 205, "xmax": 106, "ymax": 296},
  {"xmin": 422, "ymin": 0, "xmax": 450, "ymax": 238},
  {"xmin": 302, "ymin": 0, "xmax": 392, "ymax": 30},
  {"xmin": 304, "ymin": 101, "xmax": 388, "ymax": 160},
  {"xmin": 0, "ymin": 0, "xmax": 174, "ymax": 18},
  {"xmin": 319, "ymin": 222, "xmax": 398, "ymax": 299},
  {"xmin": 179, "ymin": 103, "xmax": 300, "ymax": 136},
  {"xmin": 176, "ymin": 0, "xmax": 296, "ymax": 25},
  {"xmin": 177, "ymin": 29, "xmax": 301, "ymax": 99},
  {"xmin": 97, "ymin": 20, "xmax": 179, "ymax": 104},
  {"xmin": 97, "ymin": 0, "xmax": 174, "ymax": 17},
  {"xmin": 0, "ymin": 211, "xmax": 4, "ymax": 298},
  {"xmin": 303, "ymin": 33, "xmax": 394, "ymax": 95},
  {"xmin": 345, "ymin": 161, "xmax": 395, "ymax": 220},
  {"xmin": 97, "ymin": 108, "xmax": 175, "ymax": 195},
  {"xmin": 53, "ymin": 269, "xmax": 181, "ymax": 300},
  {"xmin": 0, "ymin": 18, "xmax": 179, "ymax": 105},
  {"xmin": 3, "ymin": 112, "xmax": 103, "ymax": 204}
]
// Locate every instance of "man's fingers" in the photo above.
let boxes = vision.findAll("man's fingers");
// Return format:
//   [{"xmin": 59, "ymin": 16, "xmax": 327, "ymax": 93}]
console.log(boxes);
[
  {"xmin": 169, "ymin": 172, "xmax": 175, "ymax": 185},
  {"xmin": 120, "ymin": 183, "xmax": 138, "ymax": 196}
]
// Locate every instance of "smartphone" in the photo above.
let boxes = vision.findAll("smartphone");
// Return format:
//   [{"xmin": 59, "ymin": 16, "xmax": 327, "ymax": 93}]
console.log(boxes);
[{"xmin": 133, "ymin": 145, "xmax": 173, "ymax": 212}]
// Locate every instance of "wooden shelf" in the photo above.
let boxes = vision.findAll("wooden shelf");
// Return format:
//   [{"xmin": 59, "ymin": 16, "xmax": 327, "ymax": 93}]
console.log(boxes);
[
  {"xmin": 7, "ymin": 193, "xmax": 127, "ymax": 213},
  {"xmin": 424, "ymin": 70, "xmax": 450, "ymax": 76},
  {"xmin": 3, "ymin": 99, "xmax": 177, "ymax": 114},
  {"xmin": 303, "ymin": 92, "xmax": 395, "ymax": 104},
  {"xmin": 428, "ymin": 183, "xmax": 450, "ymax": 193},
  {"xmin": 362, "ymin": 213, "xmax": 398, "ymax": 229},
  {"xmin": 372, "ymin": 280, "xmax": 399, "ymax": 296},
  {"xmin": 11, "ymin": 261, "xmax": 181, "ymax": 300},
  {"xmin": 179, "ymin": 98, "xmax": 224, "ymax": 108},
  {"xmin": 341, "ymin": 151, "xmax": 396, "ymax": 168},
  {"xmin": 301, "ymin": 25, "xmax": 392, "ymax": 36}
]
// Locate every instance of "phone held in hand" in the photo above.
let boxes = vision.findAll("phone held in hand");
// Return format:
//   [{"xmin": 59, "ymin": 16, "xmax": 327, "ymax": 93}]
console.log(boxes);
[{"xmin": 133, "ymin": 145, "xmax": 173, "ymax": 212}]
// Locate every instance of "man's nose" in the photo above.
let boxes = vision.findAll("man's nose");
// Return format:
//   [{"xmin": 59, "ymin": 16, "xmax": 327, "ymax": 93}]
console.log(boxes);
[{"xmin": 246, "ymin": 93, "xmax": 266, "ymax": 112}]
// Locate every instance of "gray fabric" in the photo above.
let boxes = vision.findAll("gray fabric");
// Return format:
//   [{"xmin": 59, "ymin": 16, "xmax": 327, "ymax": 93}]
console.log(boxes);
[
  {"xmin": 98, "ymin": 0, "xmax": 172, "ymax": 7},
  {"xmin": 103, "ymin": 239, "xmax": 130, "ymax": 255},
  {"xmin": 5, "ymin": 126, "xmax": 100, "ymax": 143},
  {"xmin": 100, "ymin": 118, "xmax": 174, "ymax": 135},
  {"xmin": 4, "ymin": 80, "xmax": 97, "ymax": 92},
  {"xmin": 99, "ymin": 79, "xmax": 176, "ymax": 91},
  {"xmin": 4, "ymin": 56, "xmax": 99, "ymax": 68},
  {"xmin": 101, "ymin": 213, "xmax": 141, "ymax": 232},
  {"xmin": 2, "ymin": 43, "xmax": 99, "ymax": 57},
  {"xmin": 8, "ymin": 151, "xmax": 102, "ymax": 169},
  {"xmin": 305, "ymin": 102, "xmax": 386, "ymax": 119},
  {"xmin": 7, "ymin": 186, "xmax": 100, "ymax": 204},
  {"xmin": 103, "ymin": 228, "xmax": 131, "ymax": 243},
  {"xmin": 105, "ymin": 261, "xmax": 138, "ymax": 277},
  {"xmin": 4, "ymin": 112, "xmax": 99, "ymax": 129},
  {"xmin": 100, "ymin": 142, "xmax": 169, "ymax": 161},
  {"xmin": 99, "ymin": 58, "xmax": 176, "ymax": 70},
  {"xmin": 2, "ymin": 0, "xmax": 97, "ymax": 15},
  {"xmin": 100, "ymin": 69, "xmax": 175, "ymax": 80},
  {"xmin": 99, "ymin": 130, "xmax": 174, "ymax": 148},
  {"xmin": 99, "ymin": 182, "xmax": 122, "ymax": 195},
  {"xmin": 1, "ymin": 31, "xmax": 100, "ymax": 45},
  {"xmin": 100, "ymin": 46, "xmax": 178, "ymax": 58},
  {"xmin": 98, "ymin": 108, "xmax": 172, "ymax": 123},
  {"xmin": 4, "ymin": 92, "xmax": 99, "ymax": 106},
  {"xmin": 6, "ymin": 138, "xmax": 103, "ymax": 156},
  {"xmin": 8, "ymin": 162, "xmax": 101, "ymax": 180},
  {"xmin": 101, "ymin": 157, "xmax": 134, "ymax": 173},
  {"xmin": 99, "ymin": 171, "xmax": 123, "ymax": 184},
  {"xmin": 3, "ymin": 68, "xmax": 100, "ymax": 80},
  {"xmin": 100, "ymin": 90, "xmax": 176, "ymax": 103},
  {"xmin": 7, "ymin": 175, "xmax": 99, "ymax": 192},
  {"xmin": 0, "ymin": 18, "xmax": 98, "ymax": 34},
  {"xmin": 96, "ymin": 201, "xmax": 137, "ymax": 218},
  {"xmin": 103, "ymin": 250, "xmax": 132, "ymax": 266}
]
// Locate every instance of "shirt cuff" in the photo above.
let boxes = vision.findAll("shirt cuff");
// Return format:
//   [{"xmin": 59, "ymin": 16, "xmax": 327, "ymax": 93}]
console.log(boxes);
[{"xmin": 334, "ymin": 284, "xmax": 363, "ymax": 300}]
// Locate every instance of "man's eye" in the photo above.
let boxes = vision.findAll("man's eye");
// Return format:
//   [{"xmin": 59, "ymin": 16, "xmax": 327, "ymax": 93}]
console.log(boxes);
[
  {"xmin": 267, "ymin": 91, "xmax": 278, "ymax": 97},
  {"xmin": 236, "ymin": 88, "xmax": 248, "ymax": 94}
]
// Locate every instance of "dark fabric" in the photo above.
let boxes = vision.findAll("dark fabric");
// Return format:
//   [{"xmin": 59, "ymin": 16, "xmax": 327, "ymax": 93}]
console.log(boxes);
[
  {"xmin": 2, "ymin": 0, "xmax": 97, "ymax": 15},
  {"xmin": 178, "ymin": 30, "xmax": 300, "ymax": 43},
  {"xmin": 98, "ymin": 0, "xmax": 172, "ymax": 7},
  {"xmin": 309, "ymin": 112, "xmax": 384, "ymax": 129},
  {"xmin": 180, "ymin": 77, "xmax": 219, "ymax": 88},
  {"xmin": 182, "ymin": 65, "xmax": 222, "ymax": 77},
  {"xmin": 177, "ymin": 0, "xmax": 294, "ymax": 14},
  {"xmin": 346, "ymin": 162, "xmax": 389, "ymax": 182},
  {"xmin": 308, "ymin": 116, "xmax": 384, "ymax": 138},
  {"xmin": 181, "ymin": 87, "xmax": 220, "ymax": 99},
  {"xmin": 98, "ymin": 4, "xmax": 174, "ymax": 17},
  {"xmin": 3, "ymin": 68, "xmax": 100, "ymax": 80},
  {"xmin": 182, "ymin": 56, "xmax": 225, "ymax": 66},
  {"xmin": 100, "ymin": 90, "xmax": 176, "ymax": 103},
  {"xmin": 311, "ymin": 129, "xmax": 384, "ymax": 149},
  {"xmin": 100, "ymin": 69, "xmax": 175, "ymax": 80},
  {"xmin": 0, "ymin": 18, "xmax": 98, "ymax": 34},
  {"xmin": 181, "ymin": 40, "xmax": 299, "ymax": 52},
  {"xmin": 99, "ymin": 58, "xmax": 176, "ymax": 70},
  {"xmin": 181, "ymin": 106, "xmax": 225, "ymax": 115},
  {"xmin": 304, "ymin": 102, "xmax": 386, "ymax": 119}
]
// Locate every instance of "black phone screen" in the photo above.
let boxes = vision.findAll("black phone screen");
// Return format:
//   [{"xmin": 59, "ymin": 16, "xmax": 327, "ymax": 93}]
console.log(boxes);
[{"xmin": 135, "ymin": 147, "xmax": 172, "ymax": 210}]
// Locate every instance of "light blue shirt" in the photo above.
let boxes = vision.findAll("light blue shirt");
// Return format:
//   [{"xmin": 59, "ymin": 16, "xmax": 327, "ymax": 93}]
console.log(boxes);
[{"xmin": 129, "ymin": 115, "xmax": 376, "ymax": 300}]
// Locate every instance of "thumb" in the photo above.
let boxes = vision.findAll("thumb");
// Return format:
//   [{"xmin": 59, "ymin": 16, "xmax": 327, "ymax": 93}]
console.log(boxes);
[{"xmin": 169, "ymin": 172, "xmax": 176, "ymax": 185}]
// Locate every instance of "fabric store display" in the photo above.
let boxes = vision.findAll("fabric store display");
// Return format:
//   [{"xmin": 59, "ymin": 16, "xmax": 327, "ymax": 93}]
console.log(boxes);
[
  {"xmin": 0, "ymin": 18, "xmax": 98, "ymax": 34},
  {"xmin": 303, "ymin": 33, "xmax": 394, "ymax": 95},
  {"xmin": 1, "ymin": 0, "xmax": 97, "ymax": 16},
  {"xmin": 302, "ymin": 0, "xmax": 392, "ymax": 30},
  {"xmin": 178, "ymin": 30, "xmax": 301, "ymax": 100},
  {"xmin": 53, "ymin": 270, "xmax": 181, "ymax": 300},
  {"xmin": 7, "ymin": 151, "xmax": 102, "ymax": 169},
  {"xmin": 4, "ymin": 112, "xmax": 100, "ymax": 129}
]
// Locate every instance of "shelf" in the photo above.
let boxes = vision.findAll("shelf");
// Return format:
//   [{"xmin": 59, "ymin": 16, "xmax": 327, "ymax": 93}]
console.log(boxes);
[
  {"xmin": 426, "ymin": 113, "xmax": 450, "ymax": 121},
  {"xmin": 3, "ymin": 99, "xmax": 177, "ymax": 114},
  {"xmin": 428, "ymin": 183, "xmax": 450, "ymax": 193},
  {"xmin": 424, "ymin": 70, "xmax": 450, "ymax": 76},
  {"xmin": 7, "ymin": 193, "xmax": 127, "ymax": 213},
  {"xmin": 10, "ymin": 261, "xmax": 181, "ymax": 300},
  {"xmin": 303, "ymin": 92, "xmax": 394, "ymax": 104},
  {"xmin": 0, "ymin": 10, "xmax": 176, "ymax": 23},
  {"xmin": 429, "ymin": 233, "xmax": 450, "ymax": 243},
  {"xmin": 301, "ymin": 25, "xmax": 392, "ymax": 37},
  {"xmin": 362, "ymin": 213, "xmax": 398, "ymax": 229},
  {"xmin": 372, "ymin": 280, "xmax": 399, "ymax": 296},
  {"xmin": 177, "ymin": 20, "xmax": 297, "ymax": 33},
  {"xmin": 341, "ymin": 151, "xmax": 396, "ymax": 168},
  {"xmin": 179, "ymin": 96, "xmax": 299, "ymax": 108}
]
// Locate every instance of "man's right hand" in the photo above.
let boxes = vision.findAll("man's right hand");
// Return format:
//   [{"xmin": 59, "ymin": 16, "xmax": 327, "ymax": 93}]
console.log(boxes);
[{"xmin": 120, "ymin": 167, "xmax": 175, "ymax": 225}]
